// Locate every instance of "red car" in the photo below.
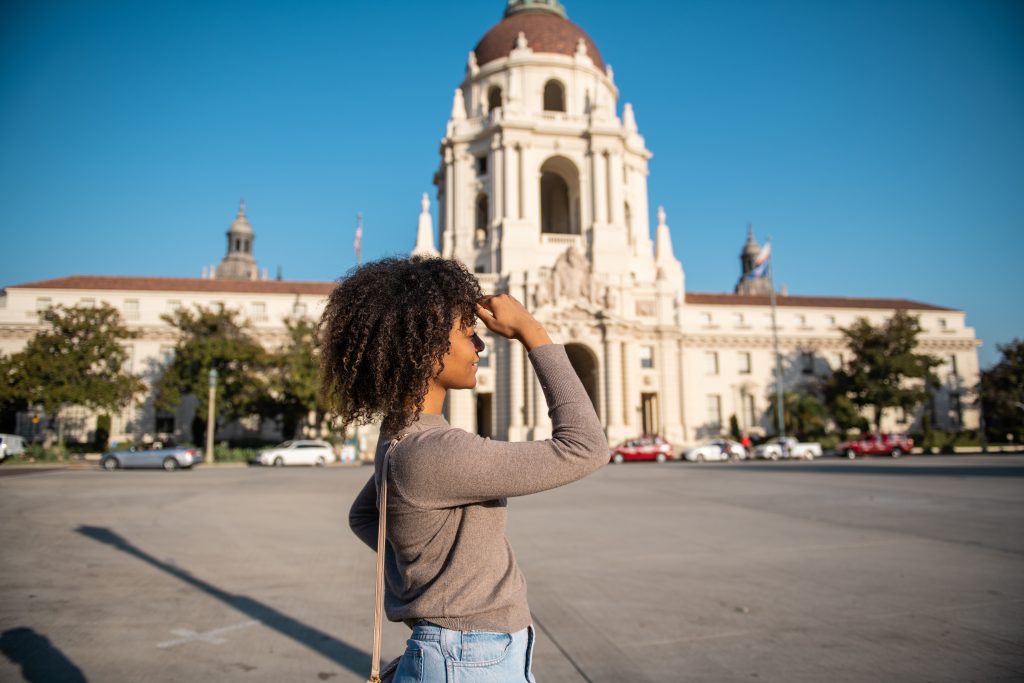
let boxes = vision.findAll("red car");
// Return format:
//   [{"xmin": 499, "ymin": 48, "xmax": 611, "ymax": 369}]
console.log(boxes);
[
  {"xmin": 838, "ymin": 433, "xmax": 914, "ymax": 459},
  {"xmin": 609, "ymin": 435, "xmax": 675, "ymax": 464}
]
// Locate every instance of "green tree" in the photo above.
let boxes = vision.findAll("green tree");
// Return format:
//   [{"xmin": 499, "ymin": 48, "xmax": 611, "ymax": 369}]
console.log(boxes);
[
  {"xmin": 0, "ymin": 304, "xmax": 144, "ymax": 446},
  {"xmin": 728, "ymin": 414, "xmax": 742, "ymax": 442},
  {"xmin": 155, "ymin": 306, "xmax": 268, "ymax": 445},
  {"xmin": 262, "ymin": 317, "xmax": 323, "ymax": 439},
  {"xmin": 823, "ymin": 312, "xmax": 940, "ymax": 432},
  {"xmin": 770, "ymin": 390, "xmax": 828, "ymax": 440},
  {"xmin": 979, "ymin": 339, "xmax": 1024, "ymax": 443}
]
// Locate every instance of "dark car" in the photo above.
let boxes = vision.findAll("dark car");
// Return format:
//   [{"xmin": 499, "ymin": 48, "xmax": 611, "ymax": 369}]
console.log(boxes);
[
  {"xmin": 100, "ymin": 444, "xmax": 203, "ymax": 471},
  {"xmin": 837, "ymin": 433, "xmax": 913, "ymax": 459},
  {"xmin": 609, "ymin": 435, "xmax": 675, "ymax": 464}
]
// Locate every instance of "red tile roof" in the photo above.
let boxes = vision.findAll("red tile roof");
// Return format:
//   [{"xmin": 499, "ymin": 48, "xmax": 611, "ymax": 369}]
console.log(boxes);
[
  {"xmin": 685, "ymin": 292, "xmax": 957, "ymax": 312},
  {"xmin": 5, "ymin": 276, "xmax": 958, "ymax": 312},
  {"xmin": 475, "ymin": 11, "xmax": 604, "ymax": 70},
  {"xmin": 6, "ymin": 275, "xmax": 335, "ymax": 296}
]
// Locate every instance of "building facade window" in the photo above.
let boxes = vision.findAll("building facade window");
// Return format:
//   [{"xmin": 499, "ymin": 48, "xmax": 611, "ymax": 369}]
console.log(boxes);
[
  {"xmin": 700, "ymin": 312, "xmax": 712, "ymax": 325},
  {"xmin": 476, "ymin": 155, "xmax": 488, "ymax": 176},
  {"xmin": 827, "ymin": 315, "xmax": 837, "ymax": 327},
  {"xmin": 739, "ymin": 352, "xmax": 752, "ymax": 374},
  {"xmin": 36, "ymin": 297, "xmax": 52, "ymax": 313},
  {"xmin": 167, "ymin": 300, "xmax": 182, "ymax": 313},
  {"xmin": 124, "ymin": 299, "xmax": 140, "ymax": 319},
  {"xmin": 705, "ymin": 351, "xmax": 719, "ymax": 375},
  {"xmin": 801, "ymin": 351, "xmax": 815, "ymax": 375},
  {"xmin": 293, "ymin": 302, "xmax": 307, "ymax": 317},
  {"xmin": 639, "ymin": 346, "xmax": 654, "ymax": 369},
  {"xmin": 540, "ymin": 172, "xmax": 572, "ymax": 234},
  {"xmin": 487, "ymin": 86, "xmax": 502, "ymax": 112},
  {"xmin": 78, "ymin": 298, "xmax": 95, "ymax": 308},
  {"xmin": 251, "ymin": 302, "xmax": 266, "ymax": 321},
  {"xmin": 743, "ymin": 393, "xmax": 757, "ymax": 427},
  {"xmin": 475, "ymin": 193, "xmax": 489, "ymax": 244},
  {"xmin": 938, "ymin": 318, "xmax": 947, "ymax": 330},
  {"xmin": 543, "ymin": 79, "xmax": 565, "ymax": 112},
  {"xmin": 796, "ymin": 314, "xmax": 807, "ymax": 326},
  {"xmin": 706, "ymin": 394, "xmax": 722, "ymax": 429},
  {"xmin": 733, "ymin": 312, "xmax": 744, "ymax": 326}
]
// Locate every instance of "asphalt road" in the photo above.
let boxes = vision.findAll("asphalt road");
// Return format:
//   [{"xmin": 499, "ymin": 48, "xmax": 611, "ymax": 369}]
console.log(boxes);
[{"xmin": 1, "ymin": 456, "xmax": 1022, "ymax": 682}]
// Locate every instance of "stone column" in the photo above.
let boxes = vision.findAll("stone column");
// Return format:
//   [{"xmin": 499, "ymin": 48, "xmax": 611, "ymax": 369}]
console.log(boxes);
[
  {"xmin": 659, "ymin": 336, "xmax": 683, "ymax": 444},
  {"xmin": 622, "ymin": 340, "xmax": 638, "ymax": 433},
  {"xmin": 608, "ymin": 150, "xmax": 624, "ymax": 226},
  {"xmin": 604, "ymin": 336, "xmax": 623, "ymax": 431},
  {"xmin": 492, "ymin": 139, "xmax": 504, "ymax": 223},
  {"xmin": 591, "ymin": 148, "xmax": 607, "ymax": 225},
  {"xmin": 443, "ymin": 147, "xmax": 454, "ymax": 255}
]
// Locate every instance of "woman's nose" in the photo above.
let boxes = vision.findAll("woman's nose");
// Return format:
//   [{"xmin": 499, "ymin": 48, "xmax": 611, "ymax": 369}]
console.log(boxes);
[{"xmin": 472, "ymin": 333, "xmax": 485, "ymax": 353}]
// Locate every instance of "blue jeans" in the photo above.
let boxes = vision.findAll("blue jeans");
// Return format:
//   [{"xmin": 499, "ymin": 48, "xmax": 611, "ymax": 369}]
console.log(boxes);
[{"xmin": 392, "ymin": 622, "xmax": 537, "ymax": 682}]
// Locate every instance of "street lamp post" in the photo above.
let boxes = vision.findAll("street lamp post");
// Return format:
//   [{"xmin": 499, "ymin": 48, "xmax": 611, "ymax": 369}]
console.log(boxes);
[{"xmin": 206, "ymin": 368, "xmax": 218, "ymax": 465}]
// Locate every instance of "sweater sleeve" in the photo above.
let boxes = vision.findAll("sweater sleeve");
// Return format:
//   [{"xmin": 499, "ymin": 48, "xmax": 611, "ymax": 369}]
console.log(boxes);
[
  {"xmin": 391, "ymin": 343, "xmax": 608, "ymax": 508},
  {"xmin": 349, "ymin": 474, "xmax": 379, "ymax": 550}
]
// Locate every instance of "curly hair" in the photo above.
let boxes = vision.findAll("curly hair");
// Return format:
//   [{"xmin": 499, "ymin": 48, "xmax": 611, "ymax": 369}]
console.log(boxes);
[{"xmin": 318, "ymin": 256, "xmax": 482, "ymax": 435}]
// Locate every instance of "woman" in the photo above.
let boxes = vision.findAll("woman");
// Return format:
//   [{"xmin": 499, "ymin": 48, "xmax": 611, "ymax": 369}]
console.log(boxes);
[{"xmin": 320, "ymin": 256, "xmax": 607, "ymax": 682}]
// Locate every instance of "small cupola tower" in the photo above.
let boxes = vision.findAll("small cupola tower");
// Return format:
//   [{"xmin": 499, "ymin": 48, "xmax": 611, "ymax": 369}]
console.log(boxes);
[
  {"xmin": 215, "ymin": 199, "xmax": 260, "ymax": 280},
  {"xmin": 735, "ymin": 224, "xmax": 771, "ymax": 295}
]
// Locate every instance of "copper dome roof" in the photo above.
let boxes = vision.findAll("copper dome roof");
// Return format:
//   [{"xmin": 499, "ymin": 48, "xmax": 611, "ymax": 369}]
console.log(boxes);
[{"xmin": 474, "ymin": 10, "xmax": 605, "ymax": 71}]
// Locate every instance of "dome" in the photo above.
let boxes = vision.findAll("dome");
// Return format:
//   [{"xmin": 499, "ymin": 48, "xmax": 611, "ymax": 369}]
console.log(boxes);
[{"xmin": 474, "ymin": 10, "xmax": 604, "ymax": 71}]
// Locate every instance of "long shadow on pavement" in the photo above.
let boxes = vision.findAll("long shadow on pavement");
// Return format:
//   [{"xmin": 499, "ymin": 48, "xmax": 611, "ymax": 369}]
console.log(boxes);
[
  {"xmin": 75, "ymin": 525, "xmax": 370, "ymax": 676},
  {"xmin": 0, "ymin": 626, "xmax": 88, "ymax": 683}
]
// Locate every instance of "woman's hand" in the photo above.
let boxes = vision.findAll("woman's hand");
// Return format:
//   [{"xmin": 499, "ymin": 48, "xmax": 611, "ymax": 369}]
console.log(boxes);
[{"xmin": 476, "ymin": 294, "xmax": 552, "ymax": 351}]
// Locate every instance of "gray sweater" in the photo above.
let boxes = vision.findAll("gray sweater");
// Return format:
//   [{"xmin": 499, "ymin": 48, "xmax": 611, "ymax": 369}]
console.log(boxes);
[{"xmin": 349, "ymin": 343, "xmax": 608, "ymax": 633}]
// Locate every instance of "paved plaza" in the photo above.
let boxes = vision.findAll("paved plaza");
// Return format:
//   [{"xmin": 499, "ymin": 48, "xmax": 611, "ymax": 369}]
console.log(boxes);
[{"xmin": 1, "ymin": 455, "xmax": 1022, "ymax": 682}]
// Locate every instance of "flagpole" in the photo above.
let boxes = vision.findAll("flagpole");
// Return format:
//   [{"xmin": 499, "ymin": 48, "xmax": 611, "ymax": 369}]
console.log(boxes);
[{"xmin": 767, "ymin": 238, "xmax": 786, "ymax": 445}]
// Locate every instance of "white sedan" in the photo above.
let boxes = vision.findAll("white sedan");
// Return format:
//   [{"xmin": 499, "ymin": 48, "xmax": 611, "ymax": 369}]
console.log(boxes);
[
  {"xmin": 255, "ymin": 440, "xmax": 335, "ymax": 467},
  {"xmin": 683, "ymin": 440, "xmax": 746, "ymax": 463}
]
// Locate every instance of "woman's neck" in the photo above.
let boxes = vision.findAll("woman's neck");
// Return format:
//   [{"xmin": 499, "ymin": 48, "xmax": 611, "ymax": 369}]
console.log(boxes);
[{"xmin": 421, "ymin": 380, "xmax": 446, "ymax": 415}]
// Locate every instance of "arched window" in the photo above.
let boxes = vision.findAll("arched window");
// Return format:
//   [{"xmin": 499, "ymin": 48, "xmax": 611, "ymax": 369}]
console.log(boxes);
[
  {"xmin": 541, "ymin": 173, "xmax": 570, "ymax": 233},
  {"xmin": 539, "ymin": 156, "xmax": 580, "ymax": 235},
  {"xmin": 234, "ymin": 238, "xmax": 241, "ymax": 252},
  {"xmin": 543, "ymin": 80, "xmax": 565, "ymax": 112},
  {"xmin": 487, "ymin": 86, "xmax": 502, "ymax": 112},
  {"xmin": 475, "ymin": 193, "xmax": 489, "ymax": 245}
]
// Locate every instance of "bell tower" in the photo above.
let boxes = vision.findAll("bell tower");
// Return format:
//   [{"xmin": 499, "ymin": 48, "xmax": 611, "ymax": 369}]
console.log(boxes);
[
  {"xmin": 215, "ymin": 199, "xmax": 260, "ymax": 280},
  {"xmin": 419, "ymin": 1, "xmax": 687, "ymax": 445}
]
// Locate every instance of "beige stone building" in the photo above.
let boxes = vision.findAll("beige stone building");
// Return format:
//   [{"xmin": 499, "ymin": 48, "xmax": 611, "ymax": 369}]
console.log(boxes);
[
  {"xmin": 413, "ymin": 0, "xmax": 980, "ymax": 444},
  {"xmin": 0, "ymin": 0, "xmax": 980, "ymax": 447}
]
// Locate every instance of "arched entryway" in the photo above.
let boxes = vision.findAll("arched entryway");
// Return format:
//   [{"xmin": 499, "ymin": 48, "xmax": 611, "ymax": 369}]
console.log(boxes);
[{"xmin": 565, "ymin": 343, "xmax": 600, "ymax": 415}]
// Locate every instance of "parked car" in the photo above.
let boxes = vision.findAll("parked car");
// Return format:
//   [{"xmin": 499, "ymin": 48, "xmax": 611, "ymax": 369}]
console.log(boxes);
[
  {"xmin": 0, "ymin": 433, "xmax": 26, "ymax": 463},
  {"xmin": 838, "ymin": 433, "xmax": 913, "ymax": 459},
  {"xmin": 253, "ymin": 440, "xmax": 335, "ymax": 467},
  {"xmin": 755, "ymin": 437, "xmax": 823, "ymax": 460},
  {"xmin": 684, "ymin": 439, "xmax": 746, "ymax": 462},
  {"xmin": 100, "ymin": 444, "xmax": 202, "ymax": 471},
  {"xmin": 609, "ymin": 435, "xmax": 675, "ymax": 464}
]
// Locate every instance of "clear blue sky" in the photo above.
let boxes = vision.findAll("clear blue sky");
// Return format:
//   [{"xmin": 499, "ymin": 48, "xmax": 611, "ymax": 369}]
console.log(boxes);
[{"xmin": 1, "ymin": 0, "xmax": 1021, "ymax": 367}]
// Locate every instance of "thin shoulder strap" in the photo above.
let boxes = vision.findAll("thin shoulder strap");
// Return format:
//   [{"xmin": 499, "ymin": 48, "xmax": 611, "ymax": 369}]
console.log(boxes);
[{"xmin": 368, "ymin": 434, "xmax": 403, "ymax": 683}]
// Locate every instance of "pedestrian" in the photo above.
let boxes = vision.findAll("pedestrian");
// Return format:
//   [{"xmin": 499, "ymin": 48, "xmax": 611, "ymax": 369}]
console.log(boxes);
[{"xmin": 319, "ymin": 256, "xmax": 608, "ymax": 682}]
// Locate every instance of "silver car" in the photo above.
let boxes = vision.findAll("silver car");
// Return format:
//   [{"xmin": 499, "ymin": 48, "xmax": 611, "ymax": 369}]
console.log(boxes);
[{"xmin": 100, "ymin": 445, "xmax": 202, "ymax": 471}]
